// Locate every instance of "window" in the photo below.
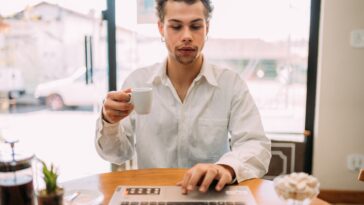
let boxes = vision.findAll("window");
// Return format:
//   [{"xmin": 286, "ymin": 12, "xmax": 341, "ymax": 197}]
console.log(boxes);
[
  {"xmin": 118, "ymin": 0, "xmax": 311, "ymax": 140},
  {"xmin": 0, "ymin": 1, "xmax": 110, "ymax": 182}
]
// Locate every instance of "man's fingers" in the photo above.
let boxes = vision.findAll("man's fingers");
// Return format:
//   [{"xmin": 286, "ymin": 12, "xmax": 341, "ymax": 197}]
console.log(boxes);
[
  {"xmin": 186, "ymin": 168, "xmax": 206, "ymax": 192},
  {"xmin": 180, "ymin": 170, "xmax": 192, "ymax": 194},
  {"xmin": 107, "ymin": 90, "xmax": 131, "ymax": 102},
  {"xmin": 104, "ymin": 99, "xmax": 133, "ymax": 112},
  {"xmin": 102, "ymin": 97, "xmax": 134, "ymax": 123},
  {"xmin": 179, "ymin": 164, "xmax": 235, "ymax": 194},
  {"xmin": 101, "ymin": 88, "xmax": 134, "ymax": 123},
  {"xmin": 102, "ymin": 109, "xmax": 127, "ymax": 123},
  {"xmin": 215, "ymin": 172, "xmax": 231, "ymax": 191},
  {"xmin": 123, "ymin": 88, "xmax": 132, "ymax": 93},
  {"xmin": 176, "ymin": 181, "xmax": 183, "ymax": 186},
  {"xmin": 108, "ymin": 109, "xmax": 130, "ymax": 117},
  {"xmin": 199, "ymin": 168, "xmax": 218, "ymax": 192}
]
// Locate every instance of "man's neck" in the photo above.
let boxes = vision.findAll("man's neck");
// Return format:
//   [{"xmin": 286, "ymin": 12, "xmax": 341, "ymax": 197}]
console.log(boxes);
[
  {"xmin": 166, "ymin": 55, "xmax": 203, "ymax": 88},
  {"xmin": 166, "ymin": 55, "xmax": 203, "ymax": 102}
]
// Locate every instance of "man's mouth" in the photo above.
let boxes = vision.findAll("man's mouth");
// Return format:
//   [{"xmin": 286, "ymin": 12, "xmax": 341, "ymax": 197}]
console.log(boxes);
[
  {"xmin": 177, "ymin": 47, "xmax": 197, "ymax": 55},
  {"xmin": 178, "ymin": 47, "xmax": 196, "ymax": 51}
]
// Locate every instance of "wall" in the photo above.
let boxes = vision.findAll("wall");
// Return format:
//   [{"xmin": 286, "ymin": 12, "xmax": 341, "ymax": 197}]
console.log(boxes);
[{"xmin": 314, "ymin": 0, "xmax": 364, "ymax": 190}]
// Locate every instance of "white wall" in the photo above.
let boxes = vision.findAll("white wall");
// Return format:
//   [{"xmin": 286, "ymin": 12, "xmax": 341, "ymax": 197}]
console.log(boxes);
[{"xmin": 313, "ymin": 0, "xmax": 364, "ymax": 190}]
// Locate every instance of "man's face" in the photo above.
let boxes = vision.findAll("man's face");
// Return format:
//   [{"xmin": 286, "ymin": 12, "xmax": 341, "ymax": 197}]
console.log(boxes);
[{"xmin": 158, "ymin": 1, "xmax": 208, "ymax": 65}]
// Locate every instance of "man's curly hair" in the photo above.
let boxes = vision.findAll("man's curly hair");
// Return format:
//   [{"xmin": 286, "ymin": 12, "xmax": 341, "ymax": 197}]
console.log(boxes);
[{"xmin": 155, "ymin": 0, "xmax": 213, "ymax": 22}]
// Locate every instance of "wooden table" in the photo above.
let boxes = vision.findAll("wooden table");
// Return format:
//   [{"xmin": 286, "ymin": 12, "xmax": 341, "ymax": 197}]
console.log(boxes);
[{"xmin": 62, "ymin": 168, "xmax": 330, "ymax": 205}]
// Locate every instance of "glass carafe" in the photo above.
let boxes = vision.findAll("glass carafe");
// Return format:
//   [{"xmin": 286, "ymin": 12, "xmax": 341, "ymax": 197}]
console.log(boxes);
[{"xmin": 0, "ymin": 139, "xmax": 34, "ymax": 205}]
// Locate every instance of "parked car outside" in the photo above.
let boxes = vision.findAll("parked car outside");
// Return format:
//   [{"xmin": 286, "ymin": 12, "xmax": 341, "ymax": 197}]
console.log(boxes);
[{"xmin": 34, "ymin": 67, "xmax": 107, "ymax": 110}]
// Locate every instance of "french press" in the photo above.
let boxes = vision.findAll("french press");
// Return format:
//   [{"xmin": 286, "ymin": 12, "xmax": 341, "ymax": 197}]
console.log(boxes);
[{"xmin": 0, "ymin": 139, "xmax": 35, "ymax": 205}]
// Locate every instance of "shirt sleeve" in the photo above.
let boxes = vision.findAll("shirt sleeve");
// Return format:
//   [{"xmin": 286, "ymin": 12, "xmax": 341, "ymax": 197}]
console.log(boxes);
[
  {"xmin": 94, "ymin": 77, "xmax": 136, "ymax": 165},
  {"xmin": 94, "ymin": 110, "xmax": 135, "ymax": 165},
  {"xmin": 216, "ymin": 77, "xmax": 272, "ymax": 182}
]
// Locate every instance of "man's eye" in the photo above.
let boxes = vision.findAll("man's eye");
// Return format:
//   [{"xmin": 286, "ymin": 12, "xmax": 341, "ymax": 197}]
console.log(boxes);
[
  {"xmin": 171, "ymin": 25, "xmax": 182, "ymax": 30},
  {"xmin": 191, "ymin": 25, "xmax": 202, "ymax": 30}
]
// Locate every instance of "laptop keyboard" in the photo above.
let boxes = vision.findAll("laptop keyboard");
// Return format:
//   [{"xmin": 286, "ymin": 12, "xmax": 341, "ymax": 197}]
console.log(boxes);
[{"xmin": 120, "ymin": 202, "xmax": 245, "ymax": 205}]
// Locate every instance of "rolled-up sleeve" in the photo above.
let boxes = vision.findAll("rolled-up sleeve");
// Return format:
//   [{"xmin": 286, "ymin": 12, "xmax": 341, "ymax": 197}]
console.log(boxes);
[
  {"xmin": 94, "ymin": 112, "xmax": 135, "ymax": 165},
  {"xmin": 94, "ymin": 76, "xmax": 137, "ymax": 165},
  {"xmin": 216, "ymin": 78, "xmax": 271, "ymax": 182}
]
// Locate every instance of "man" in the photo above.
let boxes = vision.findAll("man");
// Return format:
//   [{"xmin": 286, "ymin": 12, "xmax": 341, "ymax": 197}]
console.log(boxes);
[{"xmin": 95, "ymin": 0, "xmax": 271, "ymax": 194}]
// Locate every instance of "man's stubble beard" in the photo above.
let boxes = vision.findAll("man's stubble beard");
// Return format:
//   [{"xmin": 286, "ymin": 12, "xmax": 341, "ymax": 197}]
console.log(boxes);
[
  {"xmin": 174, "ymin": 46, "xmax": 203, "ymax": 66},
  {"xmin": 175, "ymin": 54, "xmax": 198, "ymax": 65},
  {"xmin": 167, "ymin": 41, "xmax": 205, "ymax": 65}
]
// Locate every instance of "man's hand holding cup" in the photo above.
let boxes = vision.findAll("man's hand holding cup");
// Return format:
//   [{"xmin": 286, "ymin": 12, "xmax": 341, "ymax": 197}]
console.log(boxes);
[
  {"xmin": 102, "ymin": 88, "xmax": 133, "ymax": 124},
  {"xmin": 102, "ymin": 87, "xmax": 153, "ymax": 124}
]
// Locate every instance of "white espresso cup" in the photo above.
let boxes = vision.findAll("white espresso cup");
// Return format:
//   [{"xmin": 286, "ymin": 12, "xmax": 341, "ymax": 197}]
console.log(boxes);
[{"xmin": 130, "ymin": 87, "xmax": 153, "ymax": 115}]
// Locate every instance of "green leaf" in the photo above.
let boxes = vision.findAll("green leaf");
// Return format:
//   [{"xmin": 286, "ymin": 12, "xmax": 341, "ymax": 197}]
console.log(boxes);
[{"xmin": 39, "ymin": 159, "xmax": 59, "ymax": 194}]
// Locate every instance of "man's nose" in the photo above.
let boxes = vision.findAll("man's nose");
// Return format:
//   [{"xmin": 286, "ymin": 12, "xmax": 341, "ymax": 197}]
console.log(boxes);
[{"xmin": 181, "ymin": 27, "xmax": 192, "ymax": 43}]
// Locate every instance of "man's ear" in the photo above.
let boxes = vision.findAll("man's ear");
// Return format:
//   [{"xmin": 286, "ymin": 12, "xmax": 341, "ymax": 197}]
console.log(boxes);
[{"xmin": 158, "ymin": 20, "xmax": 164, "ymax": 38}]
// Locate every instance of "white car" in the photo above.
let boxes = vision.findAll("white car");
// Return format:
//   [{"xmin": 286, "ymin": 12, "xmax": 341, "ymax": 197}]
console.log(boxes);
[{"xmin": 34, "ymin": 67, "xmax": 107, "ymax": 110}]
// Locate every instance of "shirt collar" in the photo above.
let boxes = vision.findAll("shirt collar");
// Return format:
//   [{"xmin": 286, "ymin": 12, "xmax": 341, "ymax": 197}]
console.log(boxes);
[
  {"xmin": 146, "ymin": 59, "xmax": 168, "ymax": 85},
  {"xmin": 146, "ymin": 58, "xmax": 218, "ymax": 87},
  {"xmin": 194, "ymin": 58, "xmax": 218, "ymax": 87}
]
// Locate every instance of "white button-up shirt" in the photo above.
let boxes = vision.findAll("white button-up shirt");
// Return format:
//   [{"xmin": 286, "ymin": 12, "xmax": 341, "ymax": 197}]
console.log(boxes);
[{"xmin": 95, "ymin": 59, "xmax": 271, "ymax": 182}]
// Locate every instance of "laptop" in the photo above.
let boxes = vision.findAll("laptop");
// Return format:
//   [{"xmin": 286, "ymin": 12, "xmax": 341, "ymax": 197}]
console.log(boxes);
[{"xmin": 109, "ymin": 186, "xmax": 257, "ymax": 205}]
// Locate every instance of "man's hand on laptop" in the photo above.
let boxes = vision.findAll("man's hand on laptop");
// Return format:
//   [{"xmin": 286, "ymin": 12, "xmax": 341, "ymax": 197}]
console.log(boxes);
[{"xmin": 176, "ymin": 163, "xmax": 236, "ymax": 194}]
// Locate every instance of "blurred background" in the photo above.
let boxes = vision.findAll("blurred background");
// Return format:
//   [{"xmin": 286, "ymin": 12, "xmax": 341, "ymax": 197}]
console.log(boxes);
[
  {"xmin": 0, "ymin": 0, "xmax": 310, "ymax": 180},
  {"xmin": 0, "ymin": 0, "xmax": 364, "ymax": 203}
]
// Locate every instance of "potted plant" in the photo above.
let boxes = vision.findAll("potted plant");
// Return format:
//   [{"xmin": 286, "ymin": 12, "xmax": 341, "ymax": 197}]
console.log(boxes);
[{"xmin": 36, "ymin": 161, "xmax": 64, "ymax": 205}]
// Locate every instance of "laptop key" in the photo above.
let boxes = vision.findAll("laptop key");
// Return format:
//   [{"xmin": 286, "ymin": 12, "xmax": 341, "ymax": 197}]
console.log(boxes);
[
  {"xmin": 234, "ymin": 202, "xmax": 245, "ymax": 205},
  {"xmin": 121, "ymin": 202, "xmax": 129, "ymax": 205}
]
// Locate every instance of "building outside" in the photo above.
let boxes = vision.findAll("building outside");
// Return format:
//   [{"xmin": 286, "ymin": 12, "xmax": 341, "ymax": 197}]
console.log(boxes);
[
  {"xmin": 0, "ymin": 2, "xmax": 136, "ymax": 93},
  {"xmin": 0, "ymin": 1, "xmax": 308, "ymax": 110}
]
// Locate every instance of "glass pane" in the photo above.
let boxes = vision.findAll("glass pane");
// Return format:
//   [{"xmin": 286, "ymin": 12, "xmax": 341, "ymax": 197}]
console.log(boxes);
[
  {"xmin": 0, "ymin": 1, "xmax": 110, "ymax": 182},
  {"xmin": 116, "ymin": 0, "xmax": 310, "ymax": 141},
  {"xmin": 207, "ymin": 0, "xmax": 310, "ymax": 141}
]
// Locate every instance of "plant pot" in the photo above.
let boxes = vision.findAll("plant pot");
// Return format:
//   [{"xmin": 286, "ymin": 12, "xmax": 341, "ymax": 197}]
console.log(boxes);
[{"xmin": 36, "ymin": 188, "xmax": 64, "ymax": 205}]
